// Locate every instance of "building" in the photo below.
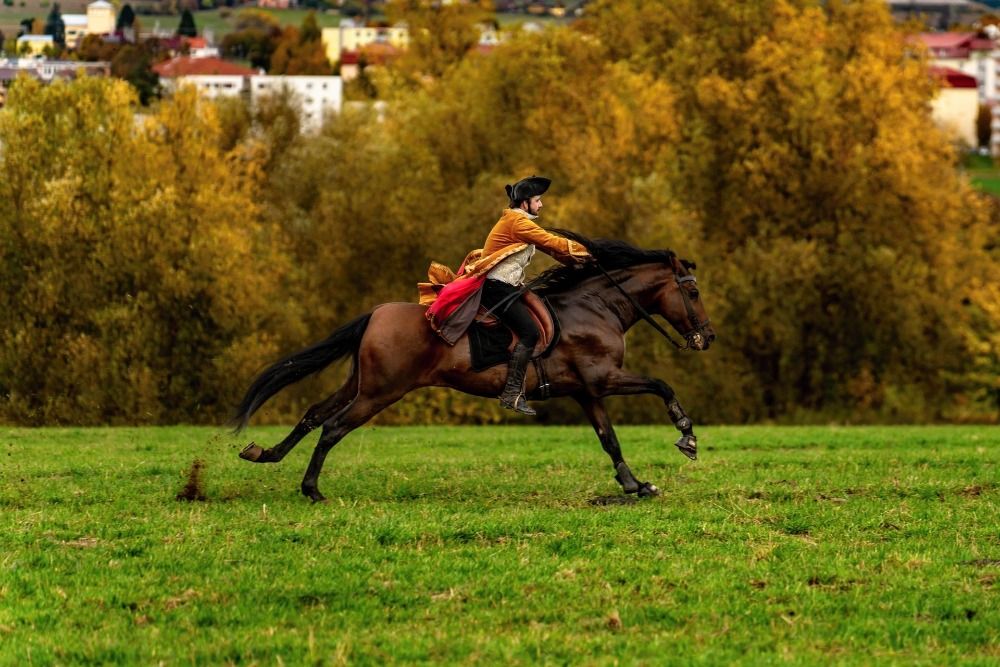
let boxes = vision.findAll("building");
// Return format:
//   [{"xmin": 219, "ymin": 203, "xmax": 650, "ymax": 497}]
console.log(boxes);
[
  {"xmin": 86, "ymin": 0, "xmax": 116, "ymax": 36},
  {"xmin": 62, "ymin": 14, "xmax": 89, "ymax": 48},
  {"xmin": 338, "ymin": 42, "xmax": 402, "ymax": 81},
  {"xmin": 16, "ymin": 35, "xmax": 54, "ymax": 57},
  {"xmin": 154, "ymin": 55, "xmax": 342, "ymax": 131},
  {"xmin": 153, "ymin": 56, "xmax": 258, "ymax": 96},
  {"xmin": 250, "ymin": 75, "xmax": 343, "ymax": 130},
  {"xmin": 916, "ymin": 32, "xmax": 998, "ymax": 103},
  {"xmin": 0, "ymin": 58, "xmax": 110, "ymax": 106},
  {"xmin": 889, "ymin": 1, "xmax": 992, "ymax": 30},
  {"xmin": 929, "ymin": 66, "xmax": 980, "ymax": 146},
  {"xmin": 322, "ymin": 20, "xmax": 409, "ymax": 64}
]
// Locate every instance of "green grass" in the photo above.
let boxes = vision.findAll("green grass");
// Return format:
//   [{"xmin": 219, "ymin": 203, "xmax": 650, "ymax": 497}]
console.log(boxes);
[
  {"xmin": 192, "ymin": 7, "xmax": 349, "ymax": 39},
  {"xmin": 968, "ymin": 169, "xmax": 1000, "ymax": 196},
  {"xmin": 1, "ymin": 425, "xmax": 998, "ymax": 664}
]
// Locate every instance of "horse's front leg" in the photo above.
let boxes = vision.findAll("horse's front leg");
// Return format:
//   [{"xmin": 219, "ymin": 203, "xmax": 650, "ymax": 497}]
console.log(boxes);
[
  {"xmin": 596, "ymin": 371, "xmax": 699, "ymax": 461},
  {"xmin": 574, "ymin": 395, "xmax": 660, "ymax": 497}
]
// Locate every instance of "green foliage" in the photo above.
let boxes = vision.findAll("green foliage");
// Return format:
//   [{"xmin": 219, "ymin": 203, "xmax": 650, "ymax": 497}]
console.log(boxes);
[
  {"xmin": 176, "ymin": 8, "xmax": 197, "ymax": 37},
  {"xmin": 2, "ymin": 425, "xmax": 999, "ymax": 662},
  {"xmin": 43, "ymin": 2, "xmax": 64, "ymax": 47},
  {"xmin": 116, "ymin": 3, "xmax": 136, "ymax": 31}
]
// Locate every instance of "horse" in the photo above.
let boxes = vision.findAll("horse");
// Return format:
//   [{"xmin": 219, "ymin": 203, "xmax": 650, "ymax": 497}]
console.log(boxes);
[{"xmin": 233, "ymin": 231, "xmax": 716, "ymax": 502}]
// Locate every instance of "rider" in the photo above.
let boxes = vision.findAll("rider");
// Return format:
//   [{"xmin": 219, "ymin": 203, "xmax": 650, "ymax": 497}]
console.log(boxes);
[{"xmin": 481, "ymin": 176, "xmax": 591, "ymax": 415}]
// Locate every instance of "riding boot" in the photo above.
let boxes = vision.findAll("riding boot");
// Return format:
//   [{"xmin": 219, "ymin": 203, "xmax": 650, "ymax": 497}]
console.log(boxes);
[{"xmin": 499, "ymin": 342, "xmax": 536, "ymax": 416}]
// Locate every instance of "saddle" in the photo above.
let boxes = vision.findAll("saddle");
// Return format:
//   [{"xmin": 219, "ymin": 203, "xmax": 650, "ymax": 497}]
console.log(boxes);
[{"xmin": 468, "ymin": 291, "xmax": 561, "ymax": 372}]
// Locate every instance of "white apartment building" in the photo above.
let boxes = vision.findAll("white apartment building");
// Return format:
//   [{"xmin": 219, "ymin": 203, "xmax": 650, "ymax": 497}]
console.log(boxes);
[{"xmin": 250, "ymin": 75, "xmax": 343, "ymax": 131}]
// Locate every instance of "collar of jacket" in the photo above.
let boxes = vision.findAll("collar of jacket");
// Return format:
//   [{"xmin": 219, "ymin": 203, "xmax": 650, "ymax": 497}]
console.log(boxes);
[{"xmin": 508, "ymin": 207, "xmax": 538, "ymax": 220}]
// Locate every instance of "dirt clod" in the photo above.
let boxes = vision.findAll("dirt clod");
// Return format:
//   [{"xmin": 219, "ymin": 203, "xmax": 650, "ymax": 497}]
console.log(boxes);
[{"xmin": 176, "ymin": 459, "xmax": 207, "ymax": 502}]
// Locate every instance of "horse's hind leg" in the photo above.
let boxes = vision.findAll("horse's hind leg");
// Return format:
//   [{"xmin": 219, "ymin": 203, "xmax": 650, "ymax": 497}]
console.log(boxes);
[
  {"xmin": 300, "ymin": 391, "xmax": 406, "ymax": 503},
  {"xmin": 239, "ymin": 364, "xmax": 360, "ymax": 464},
  {"xmin": 575, "ymin": 396, "xmax": 659, "ymax": 498}
]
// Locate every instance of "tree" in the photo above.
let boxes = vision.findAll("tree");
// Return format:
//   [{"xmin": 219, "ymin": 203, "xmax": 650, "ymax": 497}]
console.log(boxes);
[
  {"xmin": 269, "ymin": 23, "xmax": 331, "ymax": 75},
  {"xmin": 578, "ymin": 0, "xmax": 1000, "ymax": 420},
  {"xmin": 176, "ymin": 9, "xmax": 197, "ymax": 37},
  {"xmin": 111, "ymin": 44, "xmax": 161, "ymax": 105},
  {"xmin": 300, "ymin": 9, "xmax": 321, "ymax": 43},
  {"xmin": 44, "ymin": 3, "xmax": 66, "ymax": 49},
  {"xmin": 116, "ymin": 3, "xmax": 136, "ymax": 31},
  {"xmin": 977, "ymin": 104, "xmax": 992, "ymax": 149},
  {"xmin": 222, "ymin": 27, "xmax": 280, "ymax": 70},
  {"xmin": 0, "ymin": 78, "xmax": 292, "ymax": 424},
  {"xmin": 386, "ymin": 0, "xmax": 494, "ymax": 84}
]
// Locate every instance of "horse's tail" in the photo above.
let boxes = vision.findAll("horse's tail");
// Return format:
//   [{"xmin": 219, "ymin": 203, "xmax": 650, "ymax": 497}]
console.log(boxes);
[{"xmin": 232, "ymin": 312, "xmax": 373, "ymax": 432}]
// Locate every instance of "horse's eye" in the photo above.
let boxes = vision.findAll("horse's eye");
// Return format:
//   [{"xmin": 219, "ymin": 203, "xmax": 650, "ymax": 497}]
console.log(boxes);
[{"xmin": 691, "ymin": 290, "xmax": 700, "ymax": 300}]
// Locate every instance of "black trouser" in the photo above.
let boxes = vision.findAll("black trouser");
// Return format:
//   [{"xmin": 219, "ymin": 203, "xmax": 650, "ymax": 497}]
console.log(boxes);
[{"xmin": 481, "ymin": 279, "xmax": 539, "ymax": 349}]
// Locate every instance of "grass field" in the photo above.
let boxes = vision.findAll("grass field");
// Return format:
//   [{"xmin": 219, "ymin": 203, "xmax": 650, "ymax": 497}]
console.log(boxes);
[{"xmin": 1, "ymin": 424, "xmax": 998, "ymax": 664}]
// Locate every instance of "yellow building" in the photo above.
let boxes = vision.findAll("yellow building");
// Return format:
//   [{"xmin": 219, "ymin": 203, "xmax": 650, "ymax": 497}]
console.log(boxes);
[
  {"xmin": 322, "ymin": 21, "xmax": 409, "ymax": 63},
  {"xmin": 86, "ymin": 0, "xmax": 116, "ymax": 36},
  {"xmin": 16, "ymin": 34, "xmax": 54, "ymax": 56},
  {"xmin": 929, "ymin": 66, "xmax": 979, "ymax": 148}
]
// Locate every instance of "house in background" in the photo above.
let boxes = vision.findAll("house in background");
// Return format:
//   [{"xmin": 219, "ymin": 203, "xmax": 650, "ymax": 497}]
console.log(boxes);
[
  {"xmin": 155, "ymin": 55, "xmax": 342, "ymax": 131},
  {"xmin": 929, "ymin": 66, "xmax": 980, "ymax": 146},
  {"xmin": 917, "ymin": 31, "xmax": 998, "ymax": 104},
  {"xmin": 153, "ymin": 56, "xmax": 258, "ymax": 97},
  {"xmin": 0, "ymin": 58, "xmax": 110, "ymax": 106},
  {"xmin": 889, "ymin": 0, "xmax": 992, "ymax": 30},
  {"xmin": 322, "ymin": 20, "xmax": 410, "ymax": 65},
  {"xmin": 250, "ymin": 76, "xmax": 343, "ymax": 131},
  {"xmin": 16, "ymin": 35, "xmax": 54, "ymax": 56}
]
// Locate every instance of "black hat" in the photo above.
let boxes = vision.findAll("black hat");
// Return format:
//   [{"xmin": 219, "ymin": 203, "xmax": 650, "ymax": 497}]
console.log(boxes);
[{"xmin": 505, "ymin": 176, "xmax": 551, "ymax": 205}]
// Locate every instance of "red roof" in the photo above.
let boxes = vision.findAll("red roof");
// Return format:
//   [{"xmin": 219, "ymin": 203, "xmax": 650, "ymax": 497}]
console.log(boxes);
[
  {"xmin": 341, "ymin": 43, "xmax": 402, "ymax": 66},
  {"xmin": 185, "ymin": 36, "xmax": 208, "ymax": 49},
  {"xmin": 915, "ymin": 32, "xmax": 995, "ymax": 57},
  {"xmin": 153, "ymin": 56, "xmax": 256, "ymax": 78},
  {"xmin": 928, "ymin": 66, "xmax": 978, "ymax": 89}
]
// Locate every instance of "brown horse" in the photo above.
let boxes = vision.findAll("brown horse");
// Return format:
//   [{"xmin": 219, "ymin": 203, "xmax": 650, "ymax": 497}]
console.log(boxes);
[{"xmin": 234, "ymin": 232, "xmax": 716, "ymax": 502}]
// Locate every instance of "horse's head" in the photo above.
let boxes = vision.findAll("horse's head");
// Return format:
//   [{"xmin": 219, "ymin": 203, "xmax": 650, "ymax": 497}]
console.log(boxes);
[{"xmin": 653, "ymin": 256, "xmax": 716, "ymax": 351}]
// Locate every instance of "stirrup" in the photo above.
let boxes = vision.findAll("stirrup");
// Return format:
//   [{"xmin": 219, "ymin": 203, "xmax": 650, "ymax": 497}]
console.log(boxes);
[{"xmin": 500, "ymin": 393, "xmax": 536, "ymax": 416}]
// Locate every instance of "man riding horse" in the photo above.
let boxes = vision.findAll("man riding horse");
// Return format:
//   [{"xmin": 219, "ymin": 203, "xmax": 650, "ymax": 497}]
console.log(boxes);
[{"xmin": 423, "ymin": 176, "xmax": 591, "ymax": 415}]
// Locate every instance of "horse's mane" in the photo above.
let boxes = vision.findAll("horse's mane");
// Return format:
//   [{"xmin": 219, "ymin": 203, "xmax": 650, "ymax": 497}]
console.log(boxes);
[{"xmin": 532, "ymin": 230, "xmax": 678, "ymax": 296}]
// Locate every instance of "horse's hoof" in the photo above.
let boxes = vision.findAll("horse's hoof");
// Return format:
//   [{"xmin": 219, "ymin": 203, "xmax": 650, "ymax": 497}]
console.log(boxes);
[
  {"xmin": 637, "ymin": 482, "xmax": 661, "ymax": 498},
  {"xmin": 675, "ymin": 435, "xmax": 698, "ymax": 461},
  {"xmin": 302, "ymin": 487, "xmax": 327, "ymax": 503},
  {"xmin": 239, "ymin": 442, "xmax": 264, "ymax": 462},
  {"xmin": 614, "ymin": 470, "xmax": 640, "ymax": 494}
]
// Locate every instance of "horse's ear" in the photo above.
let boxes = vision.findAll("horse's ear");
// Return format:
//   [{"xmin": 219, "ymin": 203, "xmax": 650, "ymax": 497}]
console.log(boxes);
[{"xmin": 680, "ymin": 259, "xmax": 697, "ymax": 271}]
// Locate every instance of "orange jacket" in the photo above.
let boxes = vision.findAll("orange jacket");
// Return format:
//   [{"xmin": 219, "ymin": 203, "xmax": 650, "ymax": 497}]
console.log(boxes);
[{"xmin": 418, "ymin": 209, "xmax": 590, "ymax": 305}]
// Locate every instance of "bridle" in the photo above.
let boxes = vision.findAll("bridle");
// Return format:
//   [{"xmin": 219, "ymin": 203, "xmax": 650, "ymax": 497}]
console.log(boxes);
[{"xmin": 594, "ymin": 259, "xmax": 711, "ymax": 351}]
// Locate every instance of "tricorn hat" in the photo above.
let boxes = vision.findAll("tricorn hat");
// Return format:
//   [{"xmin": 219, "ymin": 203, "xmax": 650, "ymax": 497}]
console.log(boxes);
[{"xmin": 505, "ymin": 176, "xmax": 551, "ymax": 205}]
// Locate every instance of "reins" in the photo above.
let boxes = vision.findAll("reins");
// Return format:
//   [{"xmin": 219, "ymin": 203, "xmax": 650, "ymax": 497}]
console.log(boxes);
[
  {"xmin": 592, "ymin": 261, "xmax": 689, "ymax": 350},
  {"xmin": 479, "ymin": 258, "xmax": 706, "ymax": 352}
]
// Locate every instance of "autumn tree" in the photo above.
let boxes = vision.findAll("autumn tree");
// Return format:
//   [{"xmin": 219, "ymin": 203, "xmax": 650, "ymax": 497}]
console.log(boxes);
[
  {"xmin": 385, "ymin": 0, "xmax": 494, "ymax": 84},
  {"xmin": 0, "ymin": 79, "xmax": 293, "ymax": 424},
  {"xmin": 221, "ymin": 9, "xmax": 282, "ymax": 70},
  {"xmin": 581, "ymin": 0, "xmax": 1000, "ymax": 420},
  {"xmin": 268, "ymin": 14, "xmax": 331, "ymax": 75}
]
